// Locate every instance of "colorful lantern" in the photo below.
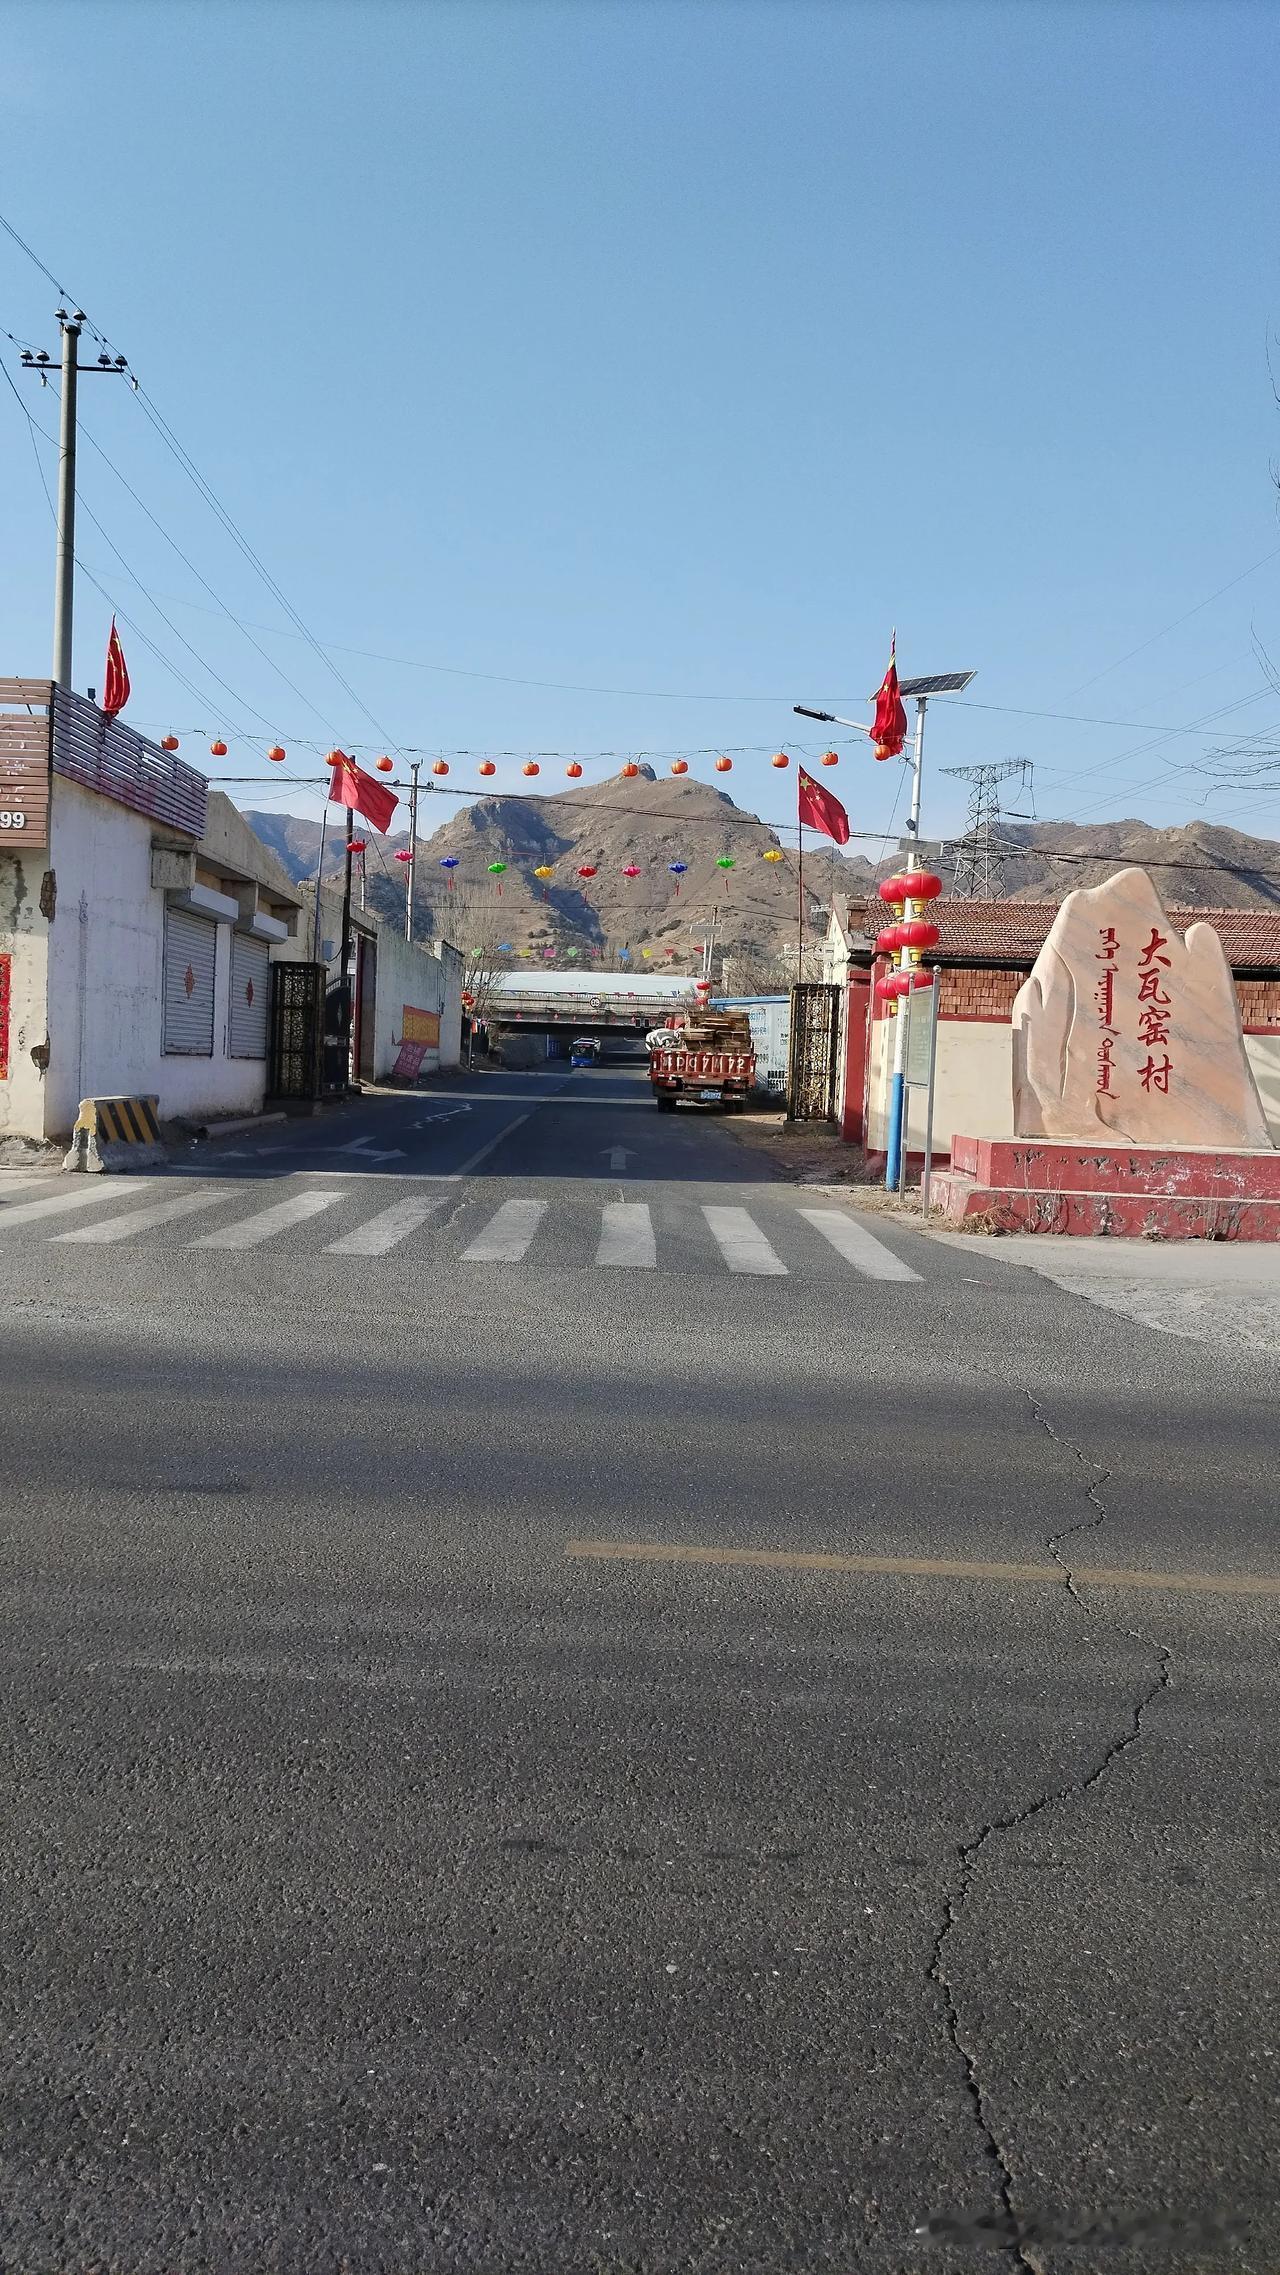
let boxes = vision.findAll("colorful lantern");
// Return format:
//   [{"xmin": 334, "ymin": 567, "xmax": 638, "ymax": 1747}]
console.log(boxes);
[
  {"xmin": 876, "ymin": 924, "xmax": 906, "ymax": 953},
  {"xmin": 577, "ymin": 865, "xmax": 598, "ymax": 879},
  {"xmin": 641, "ymin": 948, "xmax": 652, "ymax": 958},
  {"xmin": 160, "ymin": 734, "xmax": 180, "ymax": 752},
  {"xmin": 210, "ymin": 739, "xmax": 228, "ymax": 758},
  {"xmin": 375, "ymin": 756, "xmax": 394, "ymax": 773},
  {"xmin": 900, "ymin": 918, "xmax": 941, "ymax": 951},
  {"xmin": 716, "ymin": 856, "xmax": 735, "ymax": 870},
  {"xmin": 821, "ymin": 749, "xmax": 839, "ymax": 767},
  {"xmin": 668, "ymin": 862, "xmax": 687, "ymax": 896},
  {"xmin": 771, "ymin": 751, "xmax": 789, "ymax": 769},
  {"xmin": 478, "ymin": 760, "xmax": 497, "ymax": 776},
  {"xmin": 394, "ymin": 849, "xmax": 413, "ymax": 864},
  {"xmin": 498, "ymin": 942, "xmax": 512, "ymax": 953},
  {"xmin": 762, "ymin": 848, "xmax": 784, "ymax": 864},
  {"xmin": 345, "ymin": 838, "xmax": 366, "ymax": 854},
  {"xmin": 622, "ymin": 864, "xmax": 641, "ymax": 880},
  {"xmin": 487, "ymin": 860, "xmax": 508, "ymax": 896},
  {"xmin": 522, "ymin": 761, "xmax": 540, "ymax": 777},
  {"xmin": 714, "ymin": 756, "xmax": 732, "ymax": 773},
  {"xmin": 566, "ymin": 762, "xmax": 583, "ymax": 778},
  {"xmin": 671, "ymin": 760, "xmax": 689, "ymax": 775},
  {"xmin": 907, "ymin": 871, "xmax": 944, "ymax": 902},
  {"xmin": 267, "ymin": 744, "xmax": 286, "ymax": 763},
  {"xmin": 621, "ymin": 761, "xmax": 640, "ymax": 779},
  {"xmin": 439, "ymin": 855, "xmax": 459, "ymax": 892},
  {"xmin": 878, "ymin": 873, "xmax": 913, "ymax": 910},
  {"xmin": 432, "ymin": 760, "xmax": 449, "ymax": 777}
]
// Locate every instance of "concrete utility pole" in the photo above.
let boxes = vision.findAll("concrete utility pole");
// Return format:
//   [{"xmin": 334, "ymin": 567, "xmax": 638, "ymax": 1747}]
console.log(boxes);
[
  {"xmin": 406, "ymin": 759, "xmax": 421, "ymax": 941},
  {"xmin": 21, "ymin": 312, "xmax": 132, "ymax": 689}
]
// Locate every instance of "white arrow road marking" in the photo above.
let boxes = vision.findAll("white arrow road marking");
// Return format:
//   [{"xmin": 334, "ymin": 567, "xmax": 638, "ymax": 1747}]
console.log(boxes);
[{"xmin": 602, "ymin": 1146, "xmax": 635, "ymax": 1173}]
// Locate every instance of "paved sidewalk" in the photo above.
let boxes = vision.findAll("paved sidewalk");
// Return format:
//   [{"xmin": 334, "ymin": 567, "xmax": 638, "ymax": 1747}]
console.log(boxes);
[{"xmin": 936, "ymin": 1230, "xmax": 1280, "ymax": 1357}]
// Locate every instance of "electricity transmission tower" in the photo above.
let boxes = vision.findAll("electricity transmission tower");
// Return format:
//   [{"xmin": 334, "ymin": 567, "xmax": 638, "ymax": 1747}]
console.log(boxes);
[{"xmin": 941, "ymin": 759, "xmax": 1033, "ymax": 898}]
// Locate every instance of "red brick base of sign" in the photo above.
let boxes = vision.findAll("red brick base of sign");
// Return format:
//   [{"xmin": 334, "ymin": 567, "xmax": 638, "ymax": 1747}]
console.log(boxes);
[{"xmin": 932, "ymin": 1134, "xmax": 1280, "ymax": 1239}]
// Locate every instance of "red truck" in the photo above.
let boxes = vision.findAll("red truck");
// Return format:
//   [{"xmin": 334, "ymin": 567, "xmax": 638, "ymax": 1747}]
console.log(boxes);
[{"xmin": 649, "ymin": 1016, "xmax": 756, "ymax": 1112}]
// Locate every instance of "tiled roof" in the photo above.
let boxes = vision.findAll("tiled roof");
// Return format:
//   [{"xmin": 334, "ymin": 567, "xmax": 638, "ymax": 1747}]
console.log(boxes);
[{"xmin": 847, "ymin": 900, "xmax": 1280, "ymax": 970}]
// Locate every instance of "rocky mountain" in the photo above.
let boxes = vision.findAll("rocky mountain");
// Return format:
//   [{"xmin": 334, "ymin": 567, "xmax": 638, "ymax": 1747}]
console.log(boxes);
[{"xmin": 241, "ymin": 786, "xmax": 1280, "ymax": 971}]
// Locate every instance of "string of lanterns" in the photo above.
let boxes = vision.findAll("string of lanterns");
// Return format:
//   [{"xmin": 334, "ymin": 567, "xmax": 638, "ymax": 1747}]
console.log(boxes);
[
  {"xmin": 873, "ymin": 869, "xmax": 943, "ymax": 1008},
  {"xmin": 156, "ymin": 738, "xmax": 846, "ymax": 784}
]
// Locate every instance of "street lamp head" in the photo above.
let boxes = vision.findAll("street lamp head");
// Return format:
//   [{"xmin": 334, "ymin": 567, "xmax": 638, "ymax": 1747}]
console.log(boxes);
[{"xmin": 794, "ymin": 705, "xmax": 836, "ymax": 723}]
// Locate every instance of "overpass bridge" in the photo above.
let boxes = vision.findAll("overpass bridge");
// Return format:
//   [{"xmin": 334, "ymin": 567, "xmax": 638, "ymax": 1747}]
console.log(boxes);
[{"xmin": 486, "ymin": 972, "xmax": 698, "ymax": 1038}]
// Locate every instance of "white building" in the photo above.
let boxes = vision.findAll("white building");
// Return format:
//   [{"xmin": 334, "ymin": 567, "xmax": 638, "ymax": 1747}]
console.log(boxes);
[{"xmin": 0, "ymin": 678, "xmax": 461, "ymax": 1140}]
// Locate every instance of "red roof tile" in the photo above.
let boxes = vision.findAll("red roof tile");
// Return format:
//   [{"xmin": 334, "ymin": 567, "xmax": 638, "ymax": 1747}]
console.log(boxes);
[{"xmin": 850, "ymin": 900, "xmax": 1280, "ymax": 970}]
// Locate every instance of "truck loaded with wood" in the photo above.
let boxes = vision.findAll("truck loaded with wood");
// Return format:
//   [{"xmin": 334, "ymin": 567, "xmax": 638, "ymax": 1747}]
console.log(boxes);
[{"xmin": 648, "ymin": 1006, "xmax": 756, "ymax": 1112}]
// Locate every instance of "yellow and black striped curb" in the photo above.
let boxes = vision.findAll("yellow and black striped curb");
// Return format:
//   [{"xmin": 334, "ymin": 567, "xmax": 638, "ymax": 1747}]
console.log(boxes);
[
  {"xmin": 64, "ymin": 1095, "xmax": 166, "ymax": 1173},
  {"xmin": 75, "ymin": 1095, "xmax": 162, "ymax": 1145}
]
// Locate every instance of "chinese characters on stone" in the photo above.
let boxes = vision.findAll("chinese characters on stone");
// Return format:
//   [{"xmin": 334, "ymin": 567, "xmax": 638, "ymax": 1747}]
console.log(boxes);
[
  {"xmin": 1138, "ymin": 926, "xmax": 1173, "ymax": 1094},
  {"xmin": 1095, "ymin": 924, "xmax": 1176, "ymax": 1099}
]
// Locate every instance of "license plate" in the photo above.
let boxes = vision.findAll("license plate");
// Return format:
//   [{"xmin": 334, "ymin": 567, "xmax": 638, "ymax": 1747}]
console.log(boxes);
[{"xmin": 699, "ymin": 1088, "xmax": 721, "ymax": 1100}]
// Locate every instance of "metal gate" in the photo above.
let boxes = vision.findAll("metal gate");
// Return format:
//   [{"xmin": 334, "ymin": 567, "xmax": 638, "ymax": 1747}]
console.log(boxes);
[
  {"xmin": 268, "ymin": 961, "xmax": 325, "ymax": 1100},
  {"xmin": 786, "ymin": 982, "xmax": 841, "ymax": 1121}
]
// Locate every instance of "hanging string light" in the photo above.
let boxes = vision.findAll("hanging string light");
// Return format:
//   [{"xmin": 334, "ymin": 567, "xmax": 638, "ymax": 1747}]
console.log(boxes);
[
  {"xmin": 566, "ymin": 761, "xmax": 583, "ymax": 778},
  {"xmin": 670, "ymin": 760, "xmax": 689, "ymax": 776},
  {"xmin": 487, "ymin": 860, "xmax": 508, "ymax": 896},
  {"xmin": 375, "ymin": 756, "xmax": 394, "ymax": 773},
  {"xmin": 668, "ymin": 861, "xmax": 687, "ymax": 896},
  {"xmin": 439, "ymin": 855, "xmax": 459, "ymax": 892},
  {"xmin": 715, "ymin": 756, "xmax": 732, "ymax": 773},
  {"xmin": 771, "ymin": 751, "xmax": 789, "ymax": 769},
  {"xmin": 762, "ymin": 848, "xmax": 784, "ymax": 864},
  {"xmin": 432, "ymin": 760, "xmax": 449, "ymax": 777},
  {"xmin": 478, "ymin": 760, "xmax": 497, "ymax": 776},
  {"xmin": 821, "ymin": 749, "xmax": 840, "ymax": 767},
  {"xmin": 267, "ymin": 744, "xmax": 286, "ymax": 763}
]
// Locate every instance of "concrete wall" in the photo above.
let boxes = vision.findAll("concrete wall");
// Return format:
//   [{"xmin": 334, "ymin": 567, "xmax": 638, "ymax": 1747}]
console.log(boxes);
[
  {"xmin": 0, "ymin": 850, "xmax": 50, "ymax": 1139},
  {"xmin": 366, "ymin": 922, "xmax": 460, "ymax": 1079},
  {"xmin": 42, "ymin": 780, "xmax": 267, "ymax": 1135},
  {"xmin": 865, "ymin": 1008, "xmax": 1280, "ymax": 1159}
]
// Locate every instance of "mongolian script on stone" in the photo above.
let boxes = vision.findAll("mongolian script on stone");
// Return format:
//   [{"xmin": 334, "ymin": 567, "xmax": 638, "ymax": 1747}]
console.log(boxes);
[{"xmin": 1012, "ymin": 867, "xmax": 1271, "ymax": 1148}]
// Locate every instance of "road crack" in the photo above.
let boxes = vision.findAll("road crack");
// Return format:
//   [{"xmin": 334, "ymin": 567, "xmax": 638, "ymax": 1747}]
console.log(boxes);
[{"xmin": 923, "ymin": 1390, "xmax": 1173, "ymax": 2266}]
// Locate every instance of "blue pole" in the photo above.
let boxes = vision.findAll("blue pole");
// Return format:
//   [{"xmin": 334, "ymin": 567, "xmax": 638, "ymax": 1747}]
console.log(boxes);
[{"xmin": 886, "ymin": 1067, "xmax": 905, "ymax": 1191}]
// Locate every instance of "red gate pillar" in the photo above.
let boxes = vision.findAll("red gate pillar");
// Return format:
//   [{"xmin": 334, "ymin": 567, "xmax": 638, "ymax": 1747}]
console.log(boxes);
[{"xmin": 841, "ymin": 975, "xmax": 871, "ymax": 1145}]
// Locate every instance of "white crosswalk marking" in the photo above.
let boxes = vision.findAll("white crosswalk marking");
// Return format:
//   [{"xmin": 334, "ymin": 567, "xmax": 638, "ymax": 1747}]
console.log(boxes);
[
  {"xmin": 701, "ymin": 1204, "xmax": 788, "ymax": 1276},
  {"xmin": 190, "ymin": 1192, "xmax": 343, "ymax": 1249},
  {"xmin": 324, "ymin": 1196, "xmax": 445, "ymax": 1255},
  {"xmin": 55, "ymin": 1189, "xmax": 234, "ymax": 1244},
  {"xmin": 462, "ymin": 1198, "xmax": 547, "ymax": 1262},
  {"xmin": 0, "ymin": 1181, "xmax": 157, "ymax": 1232},
  {"xmin": 596, "ymin": 1201, "xmax": 656, "ymax": 1268},
  {"xmin": 799, "ymin": 1208, "xmax": 922, "ymax": 1282}
]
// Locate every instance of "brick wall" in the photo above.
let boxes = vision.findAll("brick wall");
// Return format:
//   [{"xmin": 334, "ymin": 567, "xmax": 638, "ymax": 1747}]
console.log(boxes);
[
  {"xmin": 1236, "ymin": 977, "xmax": 1280, "ymax": 1032},
  {"xmin": 937, "ymin": 966, "xmax": 1024, "ymax": 1020}
]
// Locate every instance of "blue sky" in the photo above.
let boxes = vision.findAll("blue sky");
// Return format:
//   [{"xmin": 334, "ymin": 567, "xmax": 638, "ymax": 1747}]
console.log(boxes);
[{"xmin": 3, "ymin": 0, "xmax": 1280, "ymax": 853}]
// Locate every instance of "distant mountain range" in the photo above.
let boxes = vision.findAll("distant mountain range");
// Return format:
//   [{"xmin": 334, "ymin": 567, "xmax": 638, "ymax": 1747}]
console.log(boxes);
[{"xmin": 242, "ymin": 780, "xmax": 1280, "ymax": 971}]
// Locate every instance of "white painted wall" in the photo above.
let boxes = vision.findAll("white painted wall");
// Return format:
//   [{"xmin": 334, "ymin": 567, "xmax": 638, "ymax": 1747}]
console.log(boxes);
[
  {"xmin": 362, "ymin": 924, "xmax": 463, "ymax": 1079},
  {"xmin": 0, "ymin": 850, "xmax": 50, "ymax": 1138},
  {"xmin": 866, "ymin": 1013, "xmax": 1280, "ymax": 1158},
  {"xmin": 41, "ymin": 780, "xmax": 266, "ymax": 1135}
]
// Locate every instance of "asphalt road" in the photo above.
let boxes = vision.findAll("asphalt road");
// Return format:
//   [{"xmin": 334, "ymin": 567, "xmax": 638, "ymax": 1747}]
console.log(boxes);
[{"xmin": 1, "ymin": 1065, "xmax": 1277, "ymax": 2275}]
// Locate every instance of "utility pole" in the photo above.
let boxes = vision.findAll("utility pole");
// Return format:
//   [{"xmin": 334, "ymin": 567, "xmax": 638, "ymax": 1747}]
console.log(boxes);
[
  {"xmin": 21, "ymin": 313, "xmax": 132, "ymax": 689},
  {"xmin": 941, "ymin": 759, "xmax": 1031, "ymax": 898},
  {"xmin": 406, "ymin": 759, "xmax": 420, "ymax": 941}
]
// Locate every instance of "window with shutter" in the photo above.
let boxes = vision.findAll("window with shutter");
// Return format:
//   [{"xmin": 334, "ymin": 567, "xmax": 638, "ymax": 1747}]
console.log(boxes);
[
  {"xmin": 229, "ymin": 933, "xmax": 270, "ymax": 1059},
  {"xmin": 163, "ymin": 907, "xmax": 216, "ymax": 1055}
]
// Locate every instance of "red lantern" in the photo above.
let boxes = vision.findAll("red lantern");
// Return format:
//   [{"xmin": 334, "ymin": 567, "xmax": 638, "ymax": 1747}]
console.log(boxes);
[
  {"xmin": 478, "ymin": 759, "xmax": 497, "ymax": 776},
  {"xmin": 432, "ymin": 760, "xmax": 449, "ymax": 777},
  {"xmin": 771, "ymin": 751, "xmax": 789, "ymax": 769},
  {"xmin": 209, "ymin": 739, "xmax": 228, "ymax": 758},
  {"xmin": 461, "ymin": 991, "xmax": 475, "ymax": 1010},
  {"xmin": 578, "ymin": 865, "xmax": 598, "ymax": 879},
  {"xmin": 346, "ymin": 837, "xmax": 367, "ymax": 854},
  {"xmin": 326, "ymin": 750, "xmax": 345, "ymax": 767},
  {"xmin": 267, "ymin": 744, "xmax": 286, "ymax": 763},
  {"xmin": 394, "ymin": 849, "xmax": 412, "ymax": 863},
  {"xmin": 875, "ymin": 924, "xmax": 906, "ymax": 954},
  {"xmin": 714, "ymin": 756, "xmax": 732, "ymax": 773},
  {"xmin": 622, "ymin": 864, "xmax": 641, "ymax": 879},
  {"xmin": 821, "ymin": 749, "xmax": 839, "ymax": 767},
  {"xmin": 566, "ymin": 761, "xmax": 583, "ymax": 778},
  {"xmin": 670, "ymin": 760, "xmax": 689, "ymax": 776},
  {"xmin": 874, "ymin": 974, "xmax": 905, "ymax": 1003},
  {"xmin": 376, "ymin": 756, "xmax": 394, "ymax": 773},
  {"xmin": 160, "ymin": 733, "xmax": 180, "ymax": 752},
  {"xmin": 900, "ymin": 918, "xmax": 941, "ymax": 950},
  {"xmin": 523, "ymin": 761, "xmax": 540, "ymax": 777},
  {"xmin": 621, "ymin": 762, "xmax": 640, "ymax": 779},
  {"xmin": 908, "ymin": 871, "xmax": 943, "ymax": 902}
]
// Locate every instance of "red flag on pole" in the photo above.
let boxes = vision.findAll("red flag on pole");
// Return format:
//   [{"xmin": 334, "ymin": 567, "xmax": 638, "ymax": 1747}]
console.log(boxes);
[
  {"xmin": 102, "ymin": 617, "xmax": 131, "ymax": 717},
  {"xmin": 871, "ymin": 631, "xmax": 907, "ymax": 759},
  {"xmin": 797, "ymin": 766, "xmax": 850, "ymax": 845},
  {"xmin": 328, "ymin": 751, "xmax": 399, "ymax": 834}
]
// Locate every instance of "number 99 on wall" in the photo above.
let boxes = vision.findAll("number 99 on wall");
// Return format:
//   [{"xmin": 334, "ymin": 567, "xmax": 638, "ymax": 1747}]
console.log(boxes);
[{"xmin": 0, "ymin": 811, "xmax": 27, "ymax": 830}]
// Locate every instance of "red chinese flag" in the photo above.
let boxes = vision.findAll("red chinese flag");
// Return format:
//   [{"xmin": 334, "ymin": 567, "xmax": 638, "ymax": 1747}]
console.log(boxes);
[
  {"xmin": 102, "ymin": 616, "xmax": 130, "ymax": 717},
  {"xmin": 797, "ymin": 766, "xmax": 850, "ymax": 845},
  {"xmin": 870, "ymin": 632, "xmax": 907, "ymax": 758},
  {"xmin": 328, "ymin": 751, "xmax": 399, "ymax": 834}
]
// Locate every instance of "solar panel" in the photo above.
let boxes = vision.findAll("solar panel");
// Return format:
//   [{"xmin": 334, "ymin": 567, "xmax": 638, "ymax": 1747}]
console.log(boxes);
[{"xmin": 896, "ymin": 670, "xmax": 976, "ymax": 697}]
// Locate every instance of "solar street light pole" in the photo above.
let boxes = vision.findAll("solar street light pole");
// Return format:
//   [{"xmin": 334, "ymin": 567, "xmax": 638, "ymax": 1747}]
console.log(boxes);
[{"xmin": 885, "ymin": 695, "xmax": 929, "ymax": 1192}]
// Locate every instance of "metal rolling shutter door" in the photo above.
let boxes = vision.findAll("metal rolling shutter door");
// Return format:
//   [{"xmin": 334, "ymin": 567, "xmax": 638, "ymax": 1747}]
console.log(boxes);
[
  {"xmin": 229, "ymin": 932, "xmax": 270, "ymax": 1058},
  {"xmin": 163, "ymin": 906, "xmax": 216, "ymax": 1055}
]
